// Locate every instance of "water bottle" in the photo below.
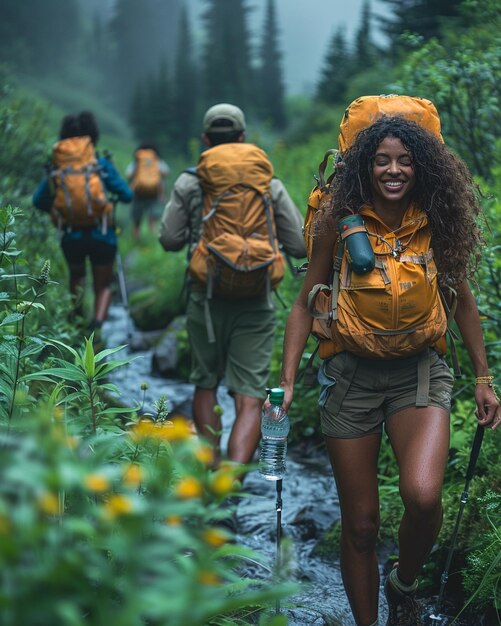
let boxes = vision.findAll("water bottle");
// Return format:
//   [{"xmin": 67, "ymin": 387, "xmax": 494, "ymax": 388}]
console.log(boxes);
[
  {"xmin": 259, "ymin": 387, "xmax": 290, "ymax": 481},
  {"xmin": 338, "ymin": 214, "xmax": 375, "ymax": 274}
]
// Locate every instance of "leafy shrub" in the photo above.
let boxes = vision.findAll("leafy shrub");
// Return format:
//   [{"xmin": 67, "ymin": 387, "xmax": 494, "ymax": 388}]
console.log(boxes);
[
  {"xmin": 0, "ymin": 67, "xmax": 51, "ymax": 206},
  {"xmin": 0, "ymin": 205, "xmax": 297, "ymax": 625}
]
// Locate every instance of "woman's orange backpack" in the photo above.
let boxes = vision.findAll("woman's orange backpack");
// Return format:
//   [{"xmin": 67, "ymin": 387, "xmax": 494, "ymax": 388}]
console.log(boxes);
[
  {"xmin": 50, "ymin": 136, "xmax": 112, "ymax": 230},
  {"xmin": 304, "ymin": 95, "xmax": 460, "ymax": 371},
  {"xmin": 303, "ymin": 94, "xmax": 443, "ymax": 259}
]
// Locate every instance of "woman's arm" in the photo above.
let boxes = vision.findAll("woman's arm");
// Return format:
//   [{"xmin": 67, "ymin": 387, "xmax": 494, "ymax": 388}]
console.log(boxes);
[
  {"xmin": 279, "ymin": 214, "xmax": 337, "ymax": 411},
  {"xmin": 454, "ymin": 279, "xmax": 500, "ymax": 430},
  {"xmin": 32, "ymin": 179, "xmax": 53, "ymax": 213},
  {"xmin": 99, "ymin": 157, "xmax": 133, "ymax": 203}
]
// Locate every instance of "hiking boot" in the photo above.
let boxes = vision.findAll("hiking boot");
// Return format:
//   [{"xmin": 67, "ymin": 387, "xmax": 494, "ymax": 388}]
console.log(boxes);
[{"xmin": 384, "ymin": 567, "xmax": 423, "ymax": 626}]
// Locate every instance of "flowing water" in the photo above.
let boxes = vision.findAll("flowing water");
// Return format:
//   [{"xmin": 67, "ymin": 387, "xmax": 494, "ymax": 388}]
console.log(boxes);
[{"xmin": 102, "ymin": 303, "xmax": 489, "ymax": 626}]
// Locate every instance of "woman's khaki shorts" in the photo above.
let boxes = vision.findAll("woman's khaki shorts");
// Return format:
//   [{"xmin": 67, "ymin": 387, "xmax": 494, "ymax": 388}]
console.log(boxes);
[{"xmin": 318, "ymin": 349, "xmax": 454, "ymax": 439}]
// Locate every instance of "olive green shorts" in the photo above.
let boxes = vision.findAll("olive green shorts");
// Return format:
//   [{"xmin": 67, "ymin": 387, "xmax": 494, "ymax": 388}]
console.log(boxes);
[
  {"xmin": 186, "ymin": 291, "xmax": 276, "ymax": 399},
  {"xmin": 318, "ymin": 349, "xmax": 454, "ymax": 439},
  {"xmin": 131, "ymin": 197, "xmax": 163, "ymax": 225}
]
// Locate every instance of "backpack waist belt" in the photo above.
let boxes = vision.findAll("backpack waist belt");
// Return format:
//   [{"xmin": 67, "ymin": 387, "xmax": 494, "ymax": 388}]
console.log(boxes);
[{"xmin": 327, "ymin": 348, "xmax": 432, "ymax": 409}]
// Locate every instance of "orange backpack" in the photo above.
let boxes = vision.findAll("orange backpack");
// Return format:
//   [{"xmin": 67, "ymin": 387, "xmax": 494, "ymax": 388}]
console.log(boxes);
[
  {"xmin": 132, "ymin": 149, "xmax": 162, "ymax": 198},
  {"xmin": 50, "ymin": 136, "xmax": 112, "ymax": 229},
  {"xmin": 188, "ymin": 142, "xmax": 284, "ymax": 300},
  {"xmin": 305, "ymin": 95, "xmax": 458, "ymax": 366},
  {"xmin": 303, "ymin": 94, "xmax": 443, "ymax": 259},
  {"xmin": 308, "ymin": 204, "xmax": 450, "ymax": 360}
]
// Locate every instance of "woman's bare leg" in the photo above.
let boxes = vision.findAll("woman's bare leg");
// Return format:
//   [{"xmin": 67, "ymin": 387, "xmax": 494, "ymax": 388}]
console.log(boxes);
[
  {"xmin": 385, "ymin": 406, "xmax": 450, "ymax": 585},
  {"xmin": 68, "ymin": 264, "xmax": 86, "ymax": 318},
  {"xmin": 91, "ymin": 262, "xmax": 114, "ymax": 323},
  {"xmin": 325, "ymin": 433, "xmax": 382, "ymax": 626},
  {"xmin": 193, "ymin": 386, "xmax": 221, "ymax": 467}
]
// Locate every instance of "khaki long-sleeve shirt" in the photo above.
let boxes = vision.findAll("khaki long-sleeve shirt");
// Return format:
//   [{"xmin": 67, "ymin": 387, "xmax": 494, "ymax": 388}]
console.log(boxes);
[{"xmin": 158, "ymin": 171, "xmax": 306, "ymax": 259}]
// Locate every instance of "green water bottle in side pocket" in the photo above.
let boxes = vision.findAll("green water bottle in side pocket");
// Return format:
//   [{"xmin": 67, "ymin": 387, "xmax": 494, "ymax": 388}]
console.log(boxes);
[{"xmin": 338, "ymin": 214, "xmax": 375, "ymax": 274}]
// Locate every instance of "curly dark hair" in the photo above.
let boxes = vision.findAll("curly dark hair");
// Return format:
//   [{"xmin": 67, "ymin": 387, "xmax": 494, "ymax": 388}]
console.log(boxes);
[
  {"xmin": 328, "ymin": 115, "xmax": 483, "ymax": 287},
  {"xmin": 58, "ymin": 111, "xmax": 100, "ymax": 145}
]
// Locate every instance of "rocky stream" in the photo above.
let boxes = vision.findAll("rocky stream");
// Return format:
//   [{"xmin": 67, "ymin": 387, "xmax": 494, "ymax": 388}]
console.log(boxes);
[{"xmin": 101, "ymin": 303, "xmax": 492, "ymax": 626}]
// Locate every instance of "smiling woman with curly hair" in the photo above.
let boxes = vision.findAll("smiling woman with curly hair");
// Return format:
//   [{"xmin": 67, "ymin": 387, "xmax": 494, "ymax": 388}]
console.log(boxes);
[
  {"xmin": 278, "ymin": 110, "xmax": 499, "ymax": 626},
  {"xmin": 331, "ymin": 115, "xmax": 483, "ymax": 288}
]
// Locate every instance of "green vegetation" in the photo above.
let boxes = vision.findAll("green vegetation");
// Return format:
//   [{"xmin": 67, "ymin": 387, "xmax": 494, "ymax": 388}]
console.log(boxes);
[{"xmin": 0, "ymin": 206, "xmax": 296, "ymax": 625}]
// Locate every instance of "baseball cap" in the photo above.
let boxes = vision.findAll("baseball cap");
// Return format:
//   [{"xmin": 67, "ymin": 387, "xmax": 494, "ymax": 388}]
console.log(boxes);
[{"xmin": 203, "ymin": 103, "xmax": 246, "ymax": 133}]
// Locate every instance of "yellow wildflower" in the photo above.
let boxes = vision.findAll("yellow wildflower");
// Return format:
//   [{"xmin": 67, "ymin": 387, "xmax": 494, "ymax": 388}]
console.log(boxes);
[
  {"xmin": 175, "ymin": 476, "xmax": 203, "ymax": 499},
  {"xmin": 157, "ymin": 416, "xmax": 193, "ymax": 442},
  {"xmin": 104, "ymin": 494, "xmax": 133, "ymax": 519},
  {"xmin": 53, "ymin": 406, "xmax": 64, "ymax": 422},
  {"xmin": 129, "ymin": 418, "xmax": 156, "ymax": 441},
  {"xmin": 84, "ymin": 473, "xmax": 110, "ymax": 493},
  {"xmin": 210, "ymin": 470, "xmax": 235, "ymax": 496},
  {"xmin": 123, "ymin": 463, "xmax": 142, "ymax": 487},
  {"xmin": 165, "ymin": 515, "xmax": 182, "ymax": 526},
  {"xmin": 65, "ymin": 435, "xmax": 78, "ymax": 450},
  {"xmin": 203, "ymin": 528, "xmax": 229, "ymax": 547},
  {"xmin": 194, "ymin": 444, "xmax": 214, "ymax": 466},
  {"xmin": 38, "ymin": 492, "xmax": 62, "ymax": 516},
  {"xmin": 198, "ymin": 571, "xmax": 221, "ymax": 585}
]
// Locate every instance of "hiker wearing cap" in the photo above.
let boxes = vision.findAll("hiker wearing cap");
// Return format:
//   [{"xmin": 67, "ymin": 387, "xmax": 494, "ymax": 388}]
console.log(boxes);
[
  {"xmin": 279, "ymin": 102, "xmax": 499, "ymax": 626},
  {"xmin": 159, "ymin": 103, "xmax": 306, "ymax": 471}
]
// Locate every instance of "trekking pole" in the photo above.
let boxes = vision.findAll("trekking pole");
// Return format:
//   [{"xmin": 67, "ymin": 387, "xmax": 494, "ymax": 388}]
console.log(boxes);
[
  {"xmin": 111, "ymin": 197, "xmax": 133, "ymax": 344},
  {"xmin": 284, "ymin": 252, "xmax": 303, "ymax": 279},
  {"xmin": 259, "ymin": 388, "xmax": 290, "ymax": 616},
  {"xmin": 275, "ymin": 478, "xmax": 283, "ymax": 614},
  {"xmin": 428, "ymin": 423, "xmax": 485, "ymax": 624}
]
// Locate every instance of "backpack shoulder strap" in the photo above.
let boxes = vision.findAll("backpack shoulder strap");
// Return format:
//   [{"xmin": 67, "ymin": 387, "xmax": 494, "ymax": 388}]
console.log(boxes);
[
  {"xmin": 318, "ymin": 148, "xmax": 339, "ymax": 188},
  {"xmin": 330, "ymin": 237, "xmax": 344, "ymax": 322},
  {"xmin": 439, "ymin": 286, "xmax": 462, "ymax": 379}
]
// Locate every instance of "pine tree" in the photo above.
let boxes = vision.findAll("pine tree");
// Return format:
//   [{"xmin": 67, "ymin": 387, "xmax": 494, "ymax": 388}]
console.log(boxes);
[
  {"xmin": 129, "ymin": 59, "xmax": 172, "ymax": 154},
  {"xmin": 87, "ymin": 12, "xmax": 110, "ymax": 70},
  {"xmin": 110, "ymin": 0, "xmax": 153, "ymax": 102},
  {"xmin": 377, "ymin": 0, "xmax": 462, "ymax": 50},
  {"xmin": 316, "ymin": 27, "xmax": 352, "ymax": 105},
  {"xmin": 0, "ymin": 0, "xmax": 81, "ymax": 72},
  {"xmin": 148, "ymin": 59, "xmax": 173, "ymax": 155},
  {"xmin": 354, "ymin": 0, "xmax": 376, "ymax": 73},
  {"xmin": 110, "ymin": 0, "xmax": 182, "ymax": 103},
  {"xmin": 201, "ymin": 0, "xmax": 254, "ymax": 113},
  {"xmin": 172, "ymin": 5, "xmax": 198, "ymax": 154},
  {"xmin": 258, "ymin": 0, "xmax": 286, "ymax": 129},
  {"xmin": 129, "ymin": 83, "xmax": 147, "ymax": 140}
]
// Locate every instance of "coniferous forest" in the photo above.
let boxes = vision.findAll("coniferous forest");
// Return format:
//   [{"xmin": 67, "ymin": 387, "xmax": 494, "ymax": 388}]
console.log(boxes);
[{"xmin": 0, "ymin": 0, "xmax": 500, "ymax": 624}]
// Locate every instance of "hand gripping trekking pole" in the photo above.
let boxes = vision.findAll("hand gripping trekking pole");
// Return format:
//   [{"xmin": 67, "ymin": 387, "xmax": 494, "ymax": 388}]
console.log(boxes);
[{"xmin": 429, "ymin": 423, "xmax": 485, "ymax": 624}]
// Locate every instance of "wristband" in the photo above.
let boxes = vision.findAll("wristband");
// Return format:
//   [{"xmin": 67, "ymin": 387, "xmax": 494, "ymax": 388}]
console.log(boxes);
[{"xmin": 475, "ymin": 375, "xmax": 494, "ymax": 387}]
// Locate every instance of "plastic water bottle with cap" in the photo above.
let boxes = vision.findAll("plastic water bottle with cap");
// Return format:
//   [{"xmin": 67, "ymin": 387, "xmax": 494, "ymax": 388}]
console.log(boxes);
[{"xmin": 260, "ymin": 387, "xmax": 290, "ymax": 481}]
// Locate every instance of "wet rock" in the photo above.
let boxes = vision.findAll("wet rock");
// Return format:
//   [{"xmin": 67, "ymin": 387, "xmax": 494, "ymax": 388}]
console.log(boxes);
[
  {"xmin": 291, "ymin": 506, "xmax": 323, "ymax": 541},
  {"xmin": 129, "ymin": 285, "xmax": 184, "ymax": 331},
  {"xmin": 150, "ymin": 316, "xmax": 187, "ymax": 377},
  {"xmin": 129, "ymin": 328, "xmax": 164, "ymax": 352},
  {"xmin": 169, "ymin": 397, "xmax": 193, "ymax": 420}
]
